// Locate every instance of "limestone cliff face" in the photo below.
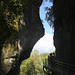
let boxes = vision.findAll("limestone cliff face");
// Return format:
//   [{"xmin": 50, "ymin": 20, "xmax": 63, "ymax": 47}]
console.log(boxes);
[
  {"xmin": 0, "ymin": 0, "xmax": 44, "ymax": 75},
  {"xmin": 18, "ymin": 0, "xmax": 44, "ymax": 61},
  {"xmin": 50, "ymin": 0, "xmax": 75, "ymax": 74},
  {"xmin": 53, "ymin": 0, "xmax": 75, "ymax": 65}
]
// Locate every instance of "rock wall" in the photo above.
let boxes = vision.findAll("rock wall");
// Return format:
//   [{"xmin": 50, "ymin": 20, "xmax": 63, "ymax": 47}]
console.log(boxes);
[
  {"xmin": 53, "ymin": 0, "xmax": 75, "ymax": 74},
  {"xmin": 0, "ymin": 0, "xmax": 44, "ymax": 75},
  {"xmin": 18, "ymin": 0, "xmax": 44, "ymax": 61}
]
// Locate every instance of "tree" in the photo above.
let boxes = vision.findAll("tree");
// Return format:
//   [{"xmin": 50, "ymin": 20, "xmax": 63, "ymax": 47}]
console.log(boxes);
[
  {"xmin": 43, "ymin": 0, "xmax": 54, "ymax": 28},
  {"xmin": 20, "ymin": 50, "xmax": 49, "ymax": 75}
]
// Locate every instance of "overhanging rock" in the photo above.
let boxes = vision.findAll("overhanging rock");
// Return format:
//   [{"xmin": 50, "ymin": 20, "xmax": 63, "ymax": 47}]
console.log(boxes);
[
  {"xmin": 18, "ymin": 0, "xmax": 44, "ymax": 62},
  {"xmin": 2, "ymin": 0, "xmax": 44, "ymax": 75}
]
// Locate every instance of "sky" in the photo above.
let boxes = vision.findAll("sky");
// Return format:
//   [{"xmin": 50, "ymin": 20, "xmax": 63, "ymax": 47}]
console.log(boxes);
[{"xmin": 32, "ymin": 0, "xmax": 55, "ymax": 54}]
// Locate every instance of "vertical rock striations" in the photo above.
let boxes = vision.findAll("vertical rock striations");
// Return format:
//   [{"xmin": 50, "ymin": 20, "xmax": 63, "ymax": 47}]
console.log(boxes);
[
  {"xmin": 48, "ymin": 0, "xmax": 75, "ymax": 75},
  {"xmin": 53, "ymin": 0, "xmax": 75, "ymax": 64}
]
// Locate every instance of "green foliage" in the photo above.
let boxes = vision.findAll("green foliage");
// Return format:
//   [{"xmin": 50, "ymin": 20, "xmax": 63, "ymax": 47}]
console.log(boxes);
[
  {"xmin": 45, "ymin": 7, "xmax": 54, "ymax": 27},
  {"xmin": 0, "ymin": 1, "xmax": 25, "ymax": 73},
  {"xmin": 0, "ymin": 0, "xmax": 23, "ymax": 44},
  {"xmin": 20, "ymin": 50, "xmax": 49, "ymax": 75},
  {"xmin": 0, "ymin": 0, "xmax": 35, "ymax": 45},
  {"xmin": 40, "ymin": 53, "xmax": 49, "ymax": 64},
  {"xmin": 44, "ymin": 0, "xmax": 54, "ymax": 28}
]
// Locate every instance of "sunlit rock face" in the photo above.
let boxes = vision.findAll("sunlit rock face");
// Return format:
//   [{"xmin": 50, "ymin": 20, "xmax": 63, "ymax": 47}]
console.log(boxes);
[{"xmin": 1, "ymin": 0, "xmax": 44, "ymax": 75}]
